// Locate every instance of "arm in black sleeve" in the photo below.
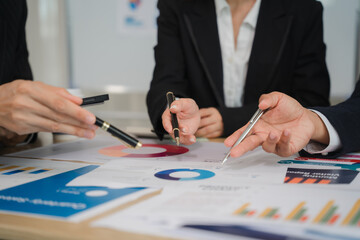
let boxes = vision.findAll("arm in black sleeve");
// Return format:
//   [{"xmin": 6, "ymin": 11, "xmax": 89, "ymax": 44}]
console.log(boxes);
[
  {"xmin": 146, "ymin": 0, "xmax": 190, "ymax": 139},
  {"xmin": 301, "ymin": 80, "xmax": 360, "ymax": 158}
]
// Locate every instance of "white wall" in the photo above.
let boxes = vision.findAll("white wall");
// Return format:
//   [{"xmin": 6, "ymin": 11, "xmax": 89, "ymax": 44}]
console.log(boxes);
[
  {"xmin": 26, "ymin": 0, "xmax": 360, "ymax": 100},
  {"xmin": 319, "ymin": 0, "xmax": 360, "ymax": 100},
  {"xmin": 66, "ymin": 0, "xmax": 157, "ymax": 92},
  {"xmin": 26, "ymin": 0, "xmax": 69, "ymax": 88}
]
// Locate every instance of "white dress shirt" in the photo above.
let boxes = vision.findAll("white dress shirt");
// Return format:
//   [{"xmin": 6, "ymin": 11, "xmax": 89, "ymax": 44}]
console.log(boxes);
[
  {"xmin": 304, "ymin": 110, "xmax": 342, "ymax": 155},
  {"xmin": 214, "ymin": 0, "xmax": 261, "ymax": 107}
]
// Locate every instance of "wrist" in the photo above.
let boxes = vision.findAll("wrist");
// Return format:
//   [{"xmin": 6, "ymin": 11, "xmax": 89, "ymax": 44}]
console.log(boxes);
[{"xmin": 308, "ymin": 110, "xmax": 330, "ymax": 145}]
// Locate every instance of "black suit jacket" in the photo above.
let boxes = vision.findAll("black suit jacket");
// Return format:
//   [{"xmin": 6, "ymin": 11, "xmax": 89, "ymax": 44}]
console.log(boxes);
[
  {"xmin": 147, "ymin": 0, "xmax": 330, "ymax": 138},
  {"xmin": 0, "ymin": 0, "xmax": 33, "ymax": 85},
  {"xmin": 301, "ymin": 80, "xmax": 360, "ymax": 158}
]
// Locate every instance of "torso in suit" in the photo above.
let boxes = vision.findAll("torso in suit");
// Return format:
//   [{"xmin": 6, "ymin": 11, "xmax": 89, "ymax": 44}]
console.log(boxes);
[
  {"xmin": 0, "ymin": 0, "xmax": 33, "ymax": 85},
  {"xmin": 146, "ymin": 0, "xmax": 330, "ymax": 138}
]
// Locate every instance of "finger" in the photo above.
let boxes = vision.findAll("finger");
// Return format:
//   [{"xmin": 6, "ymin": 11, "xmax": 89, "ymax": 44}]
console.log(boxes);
[
  {"xmin": 23, "ymin": 114, "xmax": 96, "ymax": 138},
  {"xmin": 21, "ymin": 97, "xmax": 94, "ymax": 130},
  {"xmin": 230, "ymin": 134, "xmax": 264, "ymax": 158},
  {"xmin": 199, "ymin": 108, "xmax": 212, "ymax": 118},
  {"xmin": 179, "ymin": 135, "xmax": 196, "ymax": 145},
  {"xmin": 162, "ymin": 109, "xmax": 173, "ymax": 134},
  {"xmin": 262, "ymin": 132, "xmax": 279, "ymax": 153},
  {"xmin": 28, "ymin": 84, "xmax": 95, "ymax": 125},
  {"xmin": 276, "ymin": 130, "xmax": 293, "ymax": 157},
  {"xmin": 196, "ymin": 123, "xmax": 219, "ymax": 137},
  {"xmin": 171, "ymin": 98, "xmax": 198, "ymax": 116},
  {"xmin": 201, "ymin": 130, "xmax": 222, "ymax": 139},
  {"xmin": 224, "ymin": 124, "xmax": 248, "ymax": 147},
  {"xmin": 258, "ymin": 92, "xmax": 283, "ymax": 110},
  {"xmin": 198, "ymin": 114, "xmax": 217, "ymax": 128}
]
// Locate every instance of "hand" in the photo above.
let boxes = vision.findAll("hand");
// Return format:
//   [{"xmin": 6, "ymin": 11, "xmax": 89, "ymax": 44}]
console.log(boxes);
[
  {"xmin": 0, "ymin": 127, "xmax": 28, "ymax": 147},
  {"xmin": 224, "ymin": 92, "xmax": 329, "ymax": 157},
  {"xmin": 195, "ymin": 107, "xmax": 223, "ymax": 138},
  {"xmin": 0, "ymin": 80, "xmax": 96, "ymax": 139},
  {"xmin": 162, "ymin": 98, "xmax": 200, "ymax": 145}
]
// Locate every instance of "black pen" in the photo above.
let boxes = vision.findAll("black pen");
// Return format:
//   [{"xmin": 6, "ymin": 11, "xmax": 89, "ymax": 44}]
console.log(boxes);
[
  {"xmin": 166, "ymin": 92, "xmax": 180, "ymax": 146},
  {"xmin": 81, "ymin": 94, "xmax": 109, "ymax": 106},
  {"xmin": 95, "ymin": 117, "xmax": 142, "ymax": 149}
]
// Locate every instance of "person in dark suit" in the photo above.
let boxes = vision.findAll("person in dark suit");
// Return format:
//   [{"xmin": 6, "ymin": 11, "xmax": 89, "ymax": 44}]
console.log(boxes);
[
  {"xmin": 0, "ymin": 0, "xmax": 96, "ymax": 146},
  {"xmin": 147, "ymin": 0, "xmax": 330, "ymax": 144},
  {"xmin": 225, "ymin": 79, "xmax": 360, "ymax": 158}
]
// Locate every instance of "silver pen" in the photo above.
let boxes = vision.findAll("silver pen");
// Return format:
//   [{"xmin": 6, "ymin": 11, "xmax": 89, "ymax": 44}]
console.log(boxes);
[{"xmin": 222, "ymin": 108, "xmax": 267, "ymax": 164}]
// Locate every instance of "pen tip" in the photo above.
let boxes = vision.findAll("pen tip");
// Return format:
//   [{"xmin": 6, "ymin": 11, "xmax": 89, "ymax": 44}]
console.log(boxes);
[
  {"xmin": 176, "ymin": 137, "xmax": 180, "ymax": 146},
  {"xmin": 135, "ymin": 142, "xmax": 142, "ymax": 149}
]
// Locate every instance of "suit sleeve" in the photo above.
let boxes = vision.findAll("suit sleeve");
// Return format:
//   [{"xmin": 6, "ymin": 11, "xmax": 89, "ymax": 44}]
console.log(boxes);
[
  {"xmin": 301, "ymin": 80, "xmax": 360, "ymax": 158},
  {"xmin": 291, "ymin": 1, "xmax": 330, "ymax": 108},
  {"xmin": 146, "ymin": 0, "xmax": 190, "ymax": 139},
  {"xmin": 13, "ymin": 0, "xmax": 33, "ymax": 81}
]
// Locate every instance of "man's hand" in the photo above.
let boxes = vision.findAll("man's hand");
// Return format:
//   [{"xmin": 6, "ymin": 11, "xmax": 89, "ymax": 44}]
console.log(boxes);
[
  {"xmin": 224, "ymin": 92, "xmax": 329, "ymax": 157},
  {"xmin": 0, "ymin": 80, "xmax": 96, "ymax": 139},
  {"xmin": 0, "ymin": 127, "xmax": 28, "ymax": 147},
  {"xmin": 195, "ymin": 107, "xmax": 223, "ymax": 138},
  {"xmin": 162, "ymin": 98, "xmax": 200, "ymax": 145}
]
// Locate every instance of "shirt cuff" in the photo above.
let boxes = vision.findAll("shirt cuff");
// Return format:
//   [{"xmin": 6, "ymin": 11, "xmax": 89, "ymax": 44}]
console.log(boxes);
[{"xmin": 303, "ymin": 110, "xmax": 342, "ymax": 155}]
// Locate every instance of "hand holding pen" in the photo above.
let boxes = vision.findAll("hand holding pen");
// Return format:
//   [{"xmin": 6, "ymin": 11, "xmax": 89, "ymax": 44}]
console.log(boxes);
[
  {"xmin": 225, "ymin": 92, "xmax": 322, "ymax": 159},
  {"xmin": 162, "ymin": 94, "xmax": 200, "ymax": 145},
  {"xmin": 81, "ymin": 94, "xmax": 142, "ymax": 149}
]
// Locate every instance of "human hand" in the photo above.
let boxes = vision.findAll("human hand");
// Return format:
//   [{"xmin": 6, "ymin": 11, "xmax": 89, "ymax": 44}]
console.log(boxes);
[
  {"xmin": 195, "ymin": 107, "xmax": 223, "ymax": 138},
  {"xmin": 224, "ymin": 92, "xmax": 329, "ymax": 157},
  {"xmin": 162, "ymin": 98, "xmax": 200, "ymax": 145},
  {"xmin": 0, "ymin": 80, "xmax": 96, "ymax": 139},
  {"xmin": 0, "ymin": 127, "xmax": 28, "ymax": 147}
]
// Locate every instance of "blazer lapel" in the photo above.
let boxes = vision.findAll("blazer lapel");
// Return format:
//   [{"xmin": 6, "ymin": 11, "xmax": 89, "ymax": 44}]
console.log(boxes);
[
  {"xmin": 183, "ymin": 0, "xmax": 225, "ymax": 107},
  {"xmin": 245, "ymin": 0, "xmax": 293, "ymax": 96}
]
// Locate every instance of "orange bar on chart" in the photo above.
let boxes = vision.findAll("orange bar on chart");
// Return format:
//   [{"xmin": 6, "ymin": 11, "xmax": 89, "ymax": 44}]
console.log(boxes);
[
  {"xmin": 318, "ymin": 180, "xmax": 331, "ymax": 184},
  {"xmin": 0, "ymin": 166, "xmax": 19, "ymax": 172},
  {"xmin": 288, "ymin": 178, "xmax": 303, "ymax": 184},
  {"xmin": 303, "ymin": 178, "xmax": 317, "ymax": 184}
]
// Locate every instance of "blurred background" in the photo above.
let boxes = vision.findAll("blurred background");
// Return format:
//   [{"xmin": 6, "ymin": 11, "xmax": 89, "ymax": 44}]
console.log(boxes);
[{"xmin": 25, "ymin": 0, "xmax": 360, "ymax": 134}]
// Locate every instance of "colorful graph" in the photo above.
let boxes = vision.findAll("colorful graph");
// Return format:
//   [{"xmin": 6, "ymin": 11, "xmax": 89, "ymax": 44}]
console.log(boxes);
[
  {"xmin": 283, "ymin": 168, "xmax": 358, "ymax": 184},
  {"xmin": 154, "ymin": 168, "xmax": 215, "ymax": 181},
  {"xmin": 0, "ymin": 165, "xmax": 51, "ymax": 175},
  {"xmin": 233, "ymin": 200, "xmax": 352, "ymax": 226},
  {"xmin": 342, "ymin": 199, "xmax": 360, "ymax": 226},
  {"xmin": 313, "ymin": 200, "xmax": 340, "ymax": 225},
  {"xmin": 98, "ymin": 144, "xmax": 189, "ymax": 158}
]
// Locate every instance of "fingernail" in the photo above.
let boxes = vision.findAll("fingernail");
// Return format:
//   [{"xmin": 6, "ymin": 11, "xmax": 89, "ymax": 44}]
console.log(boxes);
[
  {"xmin": 182, "ymin": 127, "xmax": 187, "ymax": 133},
  {"xmin": 84, "ymin": 131, "xmax": 94, "ymax": 139},
  {"xmin": 86, "ymin": 115, "xmax": 95, "ymax": 124},
  {"xmin": 89, "ymin": 125, "xmax": 98, "ymax": 130},
  {"xmin": 284, "ymin": 130, "xmax": 290, "ymax": 137},
  {"xmin": 170, "ymin": 105, "xmax": 177, "ymax": 110},
  {"xmin": 269, "ymin": 133, "xmax": 276, "ymax": 140},
  {"xmin": 190, "ymin": 137, "xmax": 196, "ymax": 143}
]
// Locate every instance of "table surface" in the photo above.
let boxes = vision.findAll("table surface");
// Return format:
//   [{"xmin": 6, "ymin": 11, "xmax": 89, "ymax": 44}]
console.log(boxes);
[{"xmin": 0, "ymin": 133, "xmax": 185, "ymax": 240}]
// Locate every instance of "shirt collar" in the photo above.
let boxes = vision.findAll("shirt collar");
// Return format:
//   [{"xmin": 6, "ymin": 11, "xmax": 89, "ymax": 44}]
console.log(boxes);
[
  {"xmin": 214, "ymin": 0, "xmax": 262, "ymax": 28},
  {"xmin": 244, "ymin": 0, "xmax": 261, "ymax": 28}
]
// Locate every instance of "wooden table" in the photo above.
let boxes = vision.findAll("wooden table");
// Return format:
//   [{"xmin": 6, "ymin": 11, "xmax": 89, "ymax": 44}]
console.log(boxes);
[{"xmin": 0, "ymin": 133, "xmax": 182, "ymax": 240}]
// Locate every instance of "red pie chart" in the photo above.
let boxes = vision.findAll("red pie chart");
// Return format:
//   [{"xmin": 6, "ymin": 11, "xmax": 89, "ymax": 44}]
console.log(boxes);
[{"xmin": 98, "ymin": 144, "xmax": 189, "ymax": 158}]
